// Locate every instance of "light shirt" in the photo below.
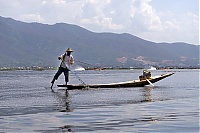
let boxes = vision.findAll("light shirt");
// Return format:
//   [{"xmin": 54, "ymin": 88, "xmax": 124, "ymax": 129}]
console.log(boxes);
[{"xmin": 60, "ymin": 53, "xmax": 74, "ymax": 69}]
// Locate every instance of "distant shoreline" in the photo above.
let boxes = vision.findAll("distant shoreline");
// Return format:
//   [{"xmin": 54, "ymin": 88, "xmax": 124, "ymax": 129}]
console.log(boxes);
[{"xmin": 0, "ymin": 66, "xmax": 199, "ymax": 71}]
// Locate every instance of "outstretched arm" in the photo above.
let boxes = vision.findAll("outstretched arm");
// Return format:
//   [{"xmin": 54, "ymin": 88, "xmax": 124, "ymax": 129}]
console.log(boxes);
[{"xmin": 58, "ymin": 53, "xmax": 66, "ymax": 60}]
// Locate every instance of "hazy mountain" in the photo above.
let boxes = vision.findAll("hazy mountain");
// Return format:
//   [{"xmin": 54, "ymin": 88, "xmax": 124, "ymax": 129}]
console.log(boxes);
[{"xmin": 0, "ymin": 16, "xmax": 199, "ymax": 68}]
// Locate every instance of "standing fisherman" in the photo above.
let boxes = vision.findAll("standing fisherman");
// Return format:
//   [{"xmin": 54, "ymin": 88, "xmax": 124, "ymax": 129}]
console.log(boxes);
[{"xmin": 51, "ymin": 48, "xmax": 74, "ymax": 88}]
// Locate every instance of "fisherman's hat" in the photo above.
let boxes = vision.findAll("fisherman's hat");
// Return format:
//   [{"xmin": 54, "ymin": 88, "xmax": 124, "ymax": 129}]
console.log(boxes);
[{"xmin": 66, "ymin": 48, "xmax": 73, "ymax": 52}]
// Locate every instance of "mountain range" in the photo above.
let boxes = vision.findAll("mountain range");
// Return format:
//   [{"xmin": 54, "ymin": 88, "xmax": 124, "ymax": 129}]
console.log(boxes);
[{"xmin": 0, "ymin": 16, "xmax": 199, "ymax": 68}]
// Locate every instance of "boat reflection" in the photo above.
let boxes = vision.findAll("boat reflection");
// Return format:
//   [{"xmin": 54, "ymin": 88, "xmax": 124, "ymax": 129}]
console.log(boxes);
[{"xmin": 140, "ymin": 86, "xmax": 154, "ymax": 103}]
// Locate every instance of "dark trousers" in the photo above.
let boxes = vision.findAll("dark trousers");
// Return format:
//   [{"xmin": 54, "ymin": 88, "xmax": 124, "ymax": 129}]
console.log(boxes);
[{"xmin": 53, "ymin": 67, "xmax": 70, "ymax": 83}]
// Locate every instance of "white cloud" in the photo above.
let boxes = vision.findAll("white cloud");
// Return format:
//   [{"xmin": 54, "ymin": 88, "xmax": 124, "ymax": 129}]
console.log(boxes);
[
  {"xmin": 80, "ymin": 0, "xmax": 121, "ymax": 30},
  {"xmin": 0, "ymin": 0, "xmax": 198, "ymax": 44},
  {"xmin": 81, "ymin": 17, "xmax": 123, "ymax": 30},
  {"xmin": 145, "ymin": 11, "xmax": 199, "ymax": 44},
  {"xmin": 129, "ymin": 0, "xmax": 163, "ymax": 31},
  {"xmin": 79, "ymin": 0, "xmax": 166, "ymax": 33},
  {"xmin": 52, "ymin": 0, "xmax": 66, "ymax": 5},
  {"xmin": 20, "ymin": 13, "xmax": 45, "ymax": 23}
]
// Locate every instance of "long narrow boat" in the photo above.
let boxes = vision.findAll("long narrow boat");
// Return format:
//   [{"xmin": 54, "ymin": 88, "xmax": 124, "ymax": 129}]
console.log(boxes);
[{"xmin": 57, "ymin": 72, "xmax": 174, "ymax": 90}]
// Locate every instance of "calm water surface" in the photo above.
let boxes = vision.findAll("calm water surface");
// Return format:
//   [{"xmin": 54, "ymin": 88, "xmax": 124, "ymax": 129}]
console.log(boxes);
[{"xmin": 0, "ymin": 69, "xmax": 199, "ymax": 132}]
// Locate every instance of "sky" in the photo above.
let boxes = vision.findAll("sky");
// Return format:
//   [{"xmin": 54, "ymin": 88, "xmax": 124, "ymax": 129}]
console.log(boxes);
[{"xmin": 0, "ymin": 0, "xmax": 199, "ymax": 44}]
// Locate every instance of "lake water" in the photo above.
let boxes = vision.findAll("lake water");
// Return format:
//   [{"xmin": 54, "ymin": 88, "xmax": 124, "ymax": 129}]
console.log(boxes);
[{"xmin": 0, "ymin": 69, "xmax": 199, "ymax": 132}]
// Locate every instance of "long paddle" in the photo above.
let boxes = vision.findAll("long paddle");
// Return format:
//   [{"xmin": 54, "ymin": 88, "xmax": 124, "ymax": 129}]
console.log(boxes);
[
  {"xmin": 51, "ymin": 54, "xmax": 88, "ymax": 89},
  {"xmin": 69, "ymin": 69, "xmax": 87, "ymax": 86},
  {"xmin": 59, "ymin": 57, "xmax": 87, "ymax": 85},
  {"xmin": 146, "ymin": 79, "xmax": 154, "ymax": 86}
]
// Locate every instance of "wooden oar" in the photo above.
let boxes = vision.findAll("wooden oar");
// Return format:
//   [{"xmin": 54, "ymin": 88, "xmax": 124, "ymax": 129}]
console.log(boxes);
[
  {"xmin": 70, "ymin": 69, "xmax": 87, "ymax": 86},
  {"xmin": 146, "ymin": 79, "xmax": 154, "ymax": 86}
]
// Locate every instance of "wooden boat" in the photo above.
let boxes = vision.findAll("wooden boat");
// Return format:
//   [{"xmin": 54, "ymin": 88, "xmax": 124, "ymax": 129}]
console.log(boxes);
[{"xmin": 57, "ymin": 72, "xmax": 174, "ymax": 90}]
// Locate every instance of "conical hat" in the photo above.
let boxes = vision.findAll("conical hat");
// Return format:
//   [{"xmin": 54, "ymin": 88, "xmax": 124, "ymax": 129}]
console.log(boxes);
[{"xmin": 66, "ymin": 48, "xmax": 73, "ymax": 52}]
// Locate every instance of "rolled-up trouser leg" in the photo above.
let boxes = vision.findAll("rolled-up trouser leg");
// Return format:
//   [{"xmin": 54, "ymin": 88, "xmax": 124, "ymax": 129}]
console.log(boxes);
[{"xmin": 52, "ymin": 67, "xmax": 63, "ymax": 82}]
